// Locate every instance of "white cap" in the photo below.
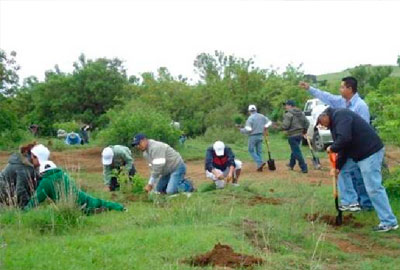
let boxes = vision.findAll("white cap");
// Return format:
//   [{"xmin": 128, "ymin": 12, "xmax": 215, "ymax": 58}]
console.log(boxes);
[
  {"xmin": 248, "ymin": 104, "xmax": 257, "ymax": 112},
  {"xmin": 213, "ymin": 141, "xmax": 225, "ymax": 156},
  {"xmin": 39, "ymin": 160, "xmax": 57, "ymax": 173},
  {"xmin": 102, "ymin": 147, "xmax": 114, "ymax": 165},
  {"xmin": 31, "ymin": 144, "xmax": 50, "ymax": 163}
]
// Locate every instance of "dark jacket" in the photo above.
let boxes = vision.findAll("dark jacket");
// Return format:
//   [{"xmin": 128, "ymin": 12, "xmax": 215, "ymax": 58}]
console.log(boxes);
[
  {"xmin": 282, "ymin": 107, "xmax": 310, "ymax": 136},
  {"xmin": 327, "ymin": 108, "xmax": 383, "ymax": 165},
  {"xmin": 205, "ymin": 146, "xmax": 236, "ymax": 172},
  {"xmin": 0, "ymin": 153, "xmax": 39, "ymax": 207}
]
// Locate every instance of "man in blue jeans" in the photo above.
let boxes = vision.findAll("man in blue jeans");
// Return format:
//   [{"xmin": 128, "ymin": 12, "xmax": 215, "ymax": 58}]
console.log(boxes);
[
  {"xmin": 132, "ymin": 133, "xmax": 193, "ymax": 194},
  {"xmin": 318, "ymin": 108, "xmax": 398, "ymax": 232},
  {"xmin": 299, "ymin": 77, "xmax": 372, "ymax": 211},
  {"xmin": 240, "ymin": 104, "xmax": 272, "ymax": 172},
  {"xmin": 281, "ymin": 100, "xmax": 309, "ymax": 173}
]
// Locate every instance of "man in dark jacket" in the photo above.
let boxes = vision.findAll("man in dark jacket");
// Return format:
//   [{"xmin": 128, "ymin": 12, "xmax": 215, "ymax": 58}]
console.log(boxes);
[
  {"xmin": 282, "ymin": 100, "xmax": 309, "ymax": 173},
  {"xmin": 318, "ymin": 108, "xmax": 398, "ymax": 232},
  {"xmin": 205, "ymin": 141, "xmax": 242, "ymax": 188}
]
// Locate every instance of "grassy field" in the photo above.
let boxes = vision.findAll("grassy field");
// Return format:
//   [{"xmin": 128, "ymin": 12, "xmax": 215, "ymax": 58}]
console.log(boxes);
[
  {"xmin": 316, "ymin": 66, "xmax": 400, "ymax": 84},
  {"xmin": 1, "ymin": 135, "xmax": 400, "ymax": 270}
]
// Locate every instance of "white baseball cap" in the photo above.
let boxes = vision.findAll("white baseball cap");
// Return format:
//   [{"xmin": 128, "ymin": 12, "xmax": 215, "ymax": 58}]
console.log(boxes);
[
  {"xmin": 102, "ymin": 147, "xmax": 114, "ymax": 165},
  {"xmin": 39, "ymin": 160, "xmax": 57, "ymax": 173},
  {"xmin": 213, "ymin": 141, "xmax": 225, "ymax": 156},
  {"xmin": 31, "ymin": 144, "xmax": 50, "ymax": 163},
  {"xmin": 248, "ymin": 104, "xmax": 257, "ymax": 112}
]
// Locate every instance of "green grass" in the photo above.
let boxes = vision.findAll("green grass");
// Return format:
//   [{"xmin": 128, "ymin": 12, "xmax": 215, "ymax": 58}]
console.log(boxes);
[
  {"xmin": 1, "ymin": 136, "xmax": 400, "ymax": 270},
  {"xmin": 317, "ymin": 66, "xmax": 400, "ymax": 84}
]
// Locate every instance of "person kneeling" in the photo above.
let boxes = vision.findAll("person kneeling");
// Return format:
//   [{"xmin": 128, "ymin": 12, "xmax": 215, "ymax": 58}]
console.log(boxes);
[
  {"xmin": 205, "ymin": 141, "xmax": 242, "ymax": 189},
  {"xmin": 24, "ymin": 161, "xmax": 125, "ymax": 214}
]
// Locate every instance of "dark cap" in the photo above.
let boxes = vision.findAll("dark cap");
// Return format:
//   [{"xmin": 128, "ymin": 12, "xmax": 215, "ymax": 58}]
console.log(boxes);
[
  {"xmin": 282, "ymin": 100, "xmax": 296, "ymax": 106},
  {"xmin": 132, "ymin": 133, "xmax": 147, "ymax": 146}
]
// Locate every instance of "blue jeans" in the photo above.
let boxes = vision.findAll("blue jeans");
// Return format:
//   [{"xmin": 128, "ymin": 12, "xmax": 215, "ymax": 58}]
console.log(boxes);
[
  {"xmin": 357, "ymin": 148, "xmax": 397, "ymax": 226},
  {"xmin": 338, "ymin": 158, "xmax": 372, "ymax": 208},
  {"xmin": 156, "ymin": 162, "xmax": 186, "ymax": 194},
  {"xmin": 248, "ymin": 134, "xmax": 264, "ymax": 168},
  {"xmin": 288, "ymin": 135, "xmax": 307, "ymax": 172}
]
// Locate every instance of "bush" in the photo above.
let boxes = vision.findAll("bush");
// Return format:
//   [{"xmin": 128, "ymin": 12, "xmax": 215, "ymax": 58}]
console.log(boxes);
[
  {"xmin": 203, "ymin": 126, "xmax": 244, "ymax": 144},
  {"xmin": 383, "ymin": 167, "xmax": 400, "ymax": 198},
  {"xmin": 53, "ymin": 120, "xmax": 81, "ymax": 133},
  {"xmin": 97, "ymin": 101, "xmax": 181, "ymax": 147}
]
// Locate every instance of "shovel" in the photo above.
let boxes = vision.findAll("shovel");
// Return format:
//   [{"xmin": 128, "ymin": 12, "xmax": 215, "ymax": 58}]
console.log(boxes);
[
  {"xmin": 264, "ymin": 136, "xmax": 276, "ymax": 171},
  {"xmin": 328, "ymin": 152, "xmax": 343, "ymax": 226},
  {"xmin": 306, "ymin": 137, "xmax": 321, "ymax": 170}
]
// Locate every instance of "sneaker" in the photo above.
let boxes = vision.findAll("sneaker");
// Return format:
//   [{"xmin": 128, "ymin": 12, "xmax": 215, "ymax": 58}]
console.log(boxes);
[
  {"xmin": 286, "ymin": 164, "xmax": 294, "ymax": 170},
  {"xmin": 373, "ymin": 224, "xmax": 399, "ymax": 232},
  {"xmin": 302, "ymin": 170, "xmax": 308, "ymax": 174},
  {"xmin": 232, "ymin": 183, "xmax": 240, "ymax": 187},
  {"xmin": 339, "ymin": 203, "xmax": 361, "ymax": 212}
]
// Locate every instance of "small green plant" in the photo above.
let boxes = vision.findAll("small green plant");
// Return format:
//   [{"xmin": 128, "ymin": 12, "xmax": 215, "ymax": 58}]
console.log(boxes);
[{"xmin": 383, "ymin": 166, "xmax": 400, "ymax": 198}]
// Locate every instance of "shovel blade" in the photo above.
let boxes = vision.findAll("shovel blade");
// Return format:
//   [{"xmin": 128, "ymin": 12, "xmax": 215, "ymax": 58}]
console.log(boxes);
[
  {"xmin": 267, "ymin": 159, "xmax": 276, "ymax": 171},
  {"xmin": 312, "ymin": 157, "xmax": 321, "ymax": 170}
]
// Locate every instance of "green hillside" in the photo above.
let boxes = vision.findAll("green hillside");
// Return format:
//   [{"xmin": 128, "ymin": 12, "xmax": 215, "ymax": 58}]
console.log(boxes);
[{"xmin": 317, "ymin": 65, "xmax": 400, "ymax": 83}]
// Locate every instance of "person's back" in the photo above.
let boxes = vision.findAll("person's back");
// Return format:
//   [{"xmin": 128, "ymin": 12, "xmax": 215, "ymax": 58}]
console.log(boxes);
[
  {"xmin": 0, "ymin": 153, "xmax": 37, "ymax": 206},
  {"xmin": 329, "ymin": 108, "xmax": 383, "ymax": 162},
  {"xmin": 245, "ymin": 112, "xmax": 269, "ymax": 135},
  {"xmin": 144, "ymin": 139, "xmax": 183, "ymax": 176},
  {"xmin": 282, "ymin": 107, "xmax": 309, "ymax": 136}
]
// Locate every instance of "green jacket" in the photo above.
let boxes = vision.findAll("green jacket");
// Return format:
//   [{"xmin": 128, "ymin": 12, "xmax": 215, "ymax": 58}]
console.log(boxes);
[
  {"xmin": 0, "ymin": 153, "xmax": 38, "ymax": 207},
  {"xmin": 24, "ymin": 168, "xmax": 124, "ymax": 213},
  {"xmin": 282, "ymin": 108, "xmax": 310, "ymax": 137},
  {"xmin": 103, "ymin": 145, "xmax": 134, "ymax": 186}
]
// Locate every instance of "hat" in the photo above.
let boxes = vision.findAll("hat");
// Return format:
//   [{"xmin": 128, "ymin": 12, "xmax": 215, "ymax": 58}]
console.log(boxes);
[
  {"xmin": 31, "ymin": 144, "xmax": 50, "ymax": 163},
  {"xmin": 132, "ymin": 133, "xmax": 147, "ymax": 147},
  {"xmin": 283, "ymin": 100, "xmax": 296, "ymax": 106},
  {"xmin": 213, "ymin": 141, "xmax": 225, "ymax": 156},
  {"xmin": 102, "ymin": 147, "xmax": 114, "ymax": 165},
  {"xmin": 39, "ymin": 160, "xmax": 57, "ymax": 173},
  {"xmin": 248, "ymin": 104, "xmax": 257, "ymax": 112}
]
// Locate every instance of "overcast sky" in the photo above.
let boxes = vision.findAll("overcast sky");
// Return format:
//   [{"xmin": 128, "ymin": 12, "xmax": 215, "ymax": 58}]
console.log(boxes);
[{"xmin": 1, "ymin": 0, "xmax": 399, "ymax": 83}]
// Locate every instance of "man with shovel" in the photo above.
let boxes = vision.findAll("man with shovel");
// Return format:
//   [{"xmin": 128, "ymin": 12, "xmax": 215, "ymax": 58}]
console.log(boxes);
[
  {"xmin": 281, "ymin": 100, "xmax": 309, "ymax": 173},
  {"xmin": 299, "ymin": 77, "xmax": 372, "ymax": 212},
  {"xmin": 318, "ymin": 108, "xmax": 398, "ymax": 232},
  {"xmin": 240, "ymin": 105, "xmax": 272, "ymax": 172}
]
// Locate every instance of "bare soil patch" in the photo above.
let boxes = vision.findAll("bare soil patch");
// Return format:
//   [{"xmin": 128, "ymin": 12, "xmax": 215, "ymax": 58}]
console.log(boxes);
[
  {"xmin": 304, "ymin": 213, "xmax": 363, "ymax": 228},
  {"xmin": 185, "ymin": 243, "xmax": 263, "ymax": 268},
  {"xmin": 248, "ymin": 195, "xmax": 283, "ymax": 206}
]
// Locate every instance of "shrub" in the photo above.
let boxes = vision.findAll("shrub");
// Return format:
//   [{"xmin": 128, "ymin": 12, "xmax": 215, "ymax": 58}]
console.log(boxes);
[
  {"xmin": 97, "ymin": 101, "xmax": 180, "ymax": 147},
  {"xmin": 383, "ymin": 166, "xmax": 400, "ymax": 198},
  {"xmin": 203, "ymin": 126, "xmax": 244, "ymax": 144},
  {"xmin": 53, "ymin": 120, "xmax": 81, "ymax": 133}
]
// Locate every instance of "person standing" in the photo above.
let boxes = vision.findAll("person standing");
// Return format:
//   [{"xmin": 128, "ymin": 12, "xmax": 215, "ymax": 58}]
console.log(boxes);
[
  {"xmin": 281, "ymin": 100, "xmax": 309, "ymax": 173},
  {"xmin": 132, "ymin": 133, "xmax": 193, "ymax": 194},
  {"xmin": 240, "ymin": 104, "xmax": 272, "ymax": 172},
  {"xmin": 102, "ymin": 145, "xmax": 136, "ymax": 191},
  {"xmin": 318, "ymin": 108, "xmax": 398, "ymax": 232},
  {"xmin": 299, "ymin": 77, "xmax": 372, "ymax": 211},
  {"xmin": 205, "ymin": 141, "xmax": 242, "ymax": 188}
]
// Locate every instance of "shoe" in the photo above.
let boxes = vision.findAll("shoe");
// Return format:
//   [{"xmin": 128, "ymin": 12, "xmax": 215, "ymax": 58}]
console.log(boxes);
[
  {"xmin": 339, "ymin": 203, "xmax": 361, "ymax": 212},
  {"xmin": 302, "ymin": 170, "xmax": 308, "ymax": 174},
  {"xmin": 372, "ymin": 224, "xmax": 399, "ymax": 232},
  {"xmin": 257, "ymin": 162, "xmax": 266, "ymax": 172},
  {"xmin": 286, "ymin": 164, "xmax": 294, "ymax": 170},
  {"xmin": 232, "ymin": 183, "xmax": 240, "ymax": 187}
]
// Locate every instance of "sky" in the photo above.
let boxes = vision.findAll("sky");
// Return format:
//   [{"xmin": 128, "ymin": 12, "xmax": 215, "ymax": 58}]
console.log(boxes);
[{"xmin": 1, "ymin": 0, "xmax": 399, "ymax": 83}]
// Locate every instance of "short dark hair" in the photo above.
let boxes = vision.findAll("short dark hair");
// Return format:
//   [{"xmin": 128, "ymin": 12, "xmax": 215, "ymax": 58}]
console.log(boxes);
[{"xmin": 342, "ymin": 76, "xmax": 358, "ymax": 93}]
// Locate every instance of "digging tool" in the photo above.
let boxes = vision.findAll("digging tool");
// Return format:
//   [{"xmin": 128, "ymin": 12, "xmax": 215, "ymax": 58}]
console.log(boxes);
[
  {"xmin": 264, "ymin": 136, "xmax": 276, "ymax": 171},
  {"xmin": 306, "ymin": 136, "xmax": 321, "ymax": 169},
  {"xmin": 329, "ymin": 152, "xmax": 342, "ymax": 226}
]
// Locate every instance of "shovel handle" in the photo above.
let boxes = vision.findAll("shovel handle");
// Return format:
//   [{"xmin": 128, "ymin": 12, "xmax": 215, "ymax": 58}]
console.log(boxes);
[{"xmin": 329, "ymin": 153, "xmax": 339, "ymax": 197}]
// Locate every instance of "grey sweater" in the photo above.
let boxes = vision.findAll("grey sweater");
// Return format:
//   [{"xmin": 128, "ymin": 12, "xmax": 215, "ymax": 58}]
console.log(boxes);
[
  {"xmin": 143, "ymin": 140, "xmax": 183, "ymax": 185},
  {"xmin": 240, "ymin": 112, "xmax": 272, "ymax": 136},
  {"xmin": 282, "ymin": 108, "xmax": 309, "ymax": 136}
]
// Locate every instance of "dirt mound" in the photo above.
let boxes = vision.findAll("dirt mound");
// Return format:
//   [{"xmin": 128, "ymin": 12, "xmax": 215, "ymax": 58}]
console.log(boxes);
[
  {"xmin": 248, "ymin": 195, "xmax": 282, "ymax": 206},
  {"xmin": 305, "ymin": 213, "xmax": 363, "ymax": 228},
  {"xmin": 185, "ymin": 243, "xmax": 263, "ymax": 268}
]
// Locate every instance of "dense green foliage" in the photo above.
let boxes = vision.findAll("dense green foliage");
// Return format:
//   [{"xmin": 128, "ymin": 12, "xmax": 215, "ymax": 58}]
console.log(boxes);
[{"xmin": 1, "ymin": 50, "xmax": 400, "ymax": 148}]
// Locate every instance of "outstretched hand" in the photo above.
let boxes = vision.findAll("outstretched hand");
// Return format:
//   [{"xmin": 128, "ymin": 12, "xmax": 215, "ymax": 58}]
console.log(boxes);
[{"xmin": 299, "ymin": 81, "xmax": 310, "ymax": 90}]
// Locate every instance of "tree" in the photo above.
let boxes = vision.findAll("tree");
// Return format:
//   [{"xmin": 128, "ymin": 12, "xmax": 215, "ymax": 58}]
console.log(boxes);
[
  {"xmin": 0, "ymin": 49, "xmax": 20, "ymax": 95},
  {"xmin": 397, "ymin": 55, "xmax": 400, "ymax": 67}
]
